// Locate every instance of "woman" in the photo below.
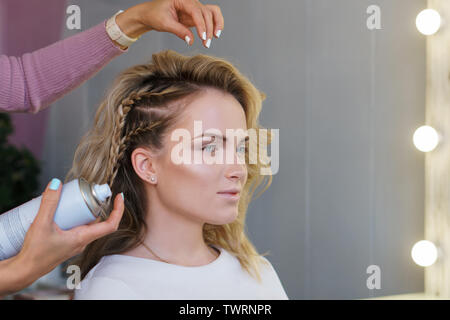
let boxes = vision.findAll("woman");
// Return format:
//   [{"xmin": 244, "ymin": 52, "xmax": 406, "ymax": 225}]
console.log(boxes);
[
  {"xmin": 69, "ymin": 49, "xmax": 288, "ymax": 299},
  {"xmin": 0, "ymin": 0, "xmax": 224, "ymax": 297}
]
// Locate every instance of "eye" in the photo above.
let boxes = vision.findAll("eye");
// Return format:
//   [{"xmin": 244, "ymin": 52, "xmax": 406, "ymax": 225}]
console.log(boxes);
[
  {"xmin": 237, "ymin": 144, "xmax": 246, "ymax": 154},
  {"xmin": 202, "ymin": 144, "xmax": 217, "ymax": 153}
]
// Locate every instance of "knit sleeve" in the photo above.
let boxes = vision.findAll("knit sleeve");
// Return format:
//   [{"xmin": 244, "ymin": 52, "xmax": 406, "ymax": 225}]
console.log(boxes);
[{"xmin": 0, "ymin": 19, "xmax": 127, "ymax": 114}]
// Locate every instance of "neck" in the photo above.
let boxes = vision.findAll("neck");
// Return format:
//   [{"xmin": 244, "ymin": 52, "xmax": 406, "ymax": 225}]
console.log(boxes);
[{"xmin": 139, "ymin": 193, "xmax": 218, "ymax": 265}]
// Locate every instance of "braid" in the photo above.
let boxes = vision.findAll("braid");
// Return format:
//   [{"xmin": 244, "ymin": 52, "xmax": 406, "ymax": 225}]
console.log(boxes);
[
  {"xmin": 107, "ymin": 92, "xmax": 142, "ymax": 187},
  {"xmin": 107, "ymin": 91, "xmax": 163, "ymax": 190},
  {"xmin": 108, "ymin": 120, "xmax": 162, "ymax": 187}
]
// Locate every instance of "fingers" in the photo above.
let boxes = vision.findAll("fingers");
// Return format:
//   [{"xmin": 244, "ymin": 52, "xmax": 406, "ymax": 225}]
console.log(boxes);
[
  {"xmin": 201, "ymin": 7, "xmax": 213, "ymax": 48},
  {"xmin": 189, "ymin": 5, "xmax": 207, "ymax": 44},
  {"xmin": 165, "ymin": 20, "xmax": 194, "ymax": 46},
  {"xmin": 71, "ymin": 193, "xmax": 125, "ymax": 246},
  {"xmin": 173, "ymin": 1, "xmax": 223, "ymax": 48},
  {"xmin": 34, "ymin": 178, "xmax": 62, "ymax": 225},
  {"xmin": 205, "ymin": 5, "xmax": 224, "ymax": 38}
]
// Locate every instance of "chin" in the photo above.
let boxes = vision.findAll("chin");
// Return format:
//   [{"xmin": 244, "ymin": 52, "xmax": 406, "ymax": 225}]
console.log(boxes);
[
  {"xmin": 206, "ymin": 209, "xmax": 239, "ymax": 225},
  {"xmin": 213, "ymin": 208, "xmax": 239, "ymax": 225}
]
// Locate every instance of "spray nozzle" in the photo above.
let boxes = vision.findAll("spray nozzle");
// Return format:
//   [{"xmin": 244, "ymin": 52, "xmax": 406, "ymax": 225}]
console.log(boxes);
[{"xmin": 93, "ymin": 183, "xmax": 112, "ymax": 203}]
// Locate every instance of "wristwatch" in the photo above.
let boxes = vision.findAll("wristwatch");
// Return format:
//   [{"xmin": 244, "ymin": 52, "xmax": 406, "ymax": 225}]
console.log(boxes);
[{"xmin": 106, "ymin": 10, "xmax": 139, "ymax": 48}]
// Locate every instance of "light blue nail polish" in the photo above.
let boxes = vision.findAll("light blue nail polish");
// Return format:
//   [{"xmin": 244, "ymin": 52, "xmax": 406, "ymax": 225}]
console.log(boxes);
[
  {"xmin": 49, "ymin": 178, "xmax": 61, "ymax": 190},
  {"xmin": 120, "ymin": 192, "xmax": 124, "ymax": 200}
]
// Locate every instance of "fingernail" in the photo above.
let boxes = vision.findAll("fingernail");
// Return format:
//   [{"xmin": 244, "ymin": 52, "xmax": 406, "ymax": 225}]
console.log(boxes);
[
  {"xmin": 202, "ymin": 32, "xmax": 206, "ymax": 41},
  {"xmin": 120, "ymin": 192, "xmax": 124, "ymax": 200},
  {"xmin": 206, "ymin": 38, "xmax": 211, "ymax": 48},
  {"xmin": 185, "ymin": 35, "xmax": 190, "ymax": 45},
  {"xmin": 215, "ymin": 30, "xmax": 221, "ymax": 38},
  {"xmin": 49, "ymin": 178, "xmax": 61, "ymax": 190}
]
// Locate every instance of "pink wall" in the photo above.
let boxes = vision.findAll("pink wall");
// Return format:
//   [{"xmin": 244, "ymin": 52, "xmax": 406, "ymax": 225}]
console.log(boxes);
[{"xmin": 0, "ymin": 0, "xmax": 66, "ymax": 160}]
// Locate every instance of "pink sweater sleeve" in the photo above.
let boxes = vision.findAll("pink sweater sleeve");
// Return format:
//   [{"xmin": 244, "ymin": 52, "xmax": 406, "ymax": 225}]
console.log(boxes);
[{"xmin": 0, "ymin": 19, "xmax": 127, "ymax": 114}]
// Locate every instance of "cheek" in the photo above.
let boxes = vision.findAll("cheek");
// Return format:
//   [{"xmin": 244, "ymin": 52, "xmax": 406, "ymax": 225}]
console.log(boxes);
[
  {"xmin": 159, "ymin": 160, "xmax": 220, "ymax": 210},
  {"xmin": 158, "ymin": 161, "xmax": 240, "ymax": 224},
  {"xmin": 174, "ymin": 163, "xmax": 216, "ymax": 194}
]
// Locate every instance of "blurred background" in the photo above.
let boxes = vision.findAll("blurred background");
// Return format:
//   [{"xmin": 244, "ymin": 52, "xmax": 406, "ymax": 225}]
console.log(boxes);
[{"xmin": 2, "ymin": 0, "xmax": 449, "ymax": 299}]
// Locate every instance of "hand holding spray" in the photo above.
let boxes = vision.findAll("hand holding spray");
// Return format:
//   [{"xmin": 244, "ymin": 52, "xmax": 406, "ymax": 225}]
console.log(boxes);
[{"xmin": 0, "ymin": 178, "xmax": 112, "ymax": 260}]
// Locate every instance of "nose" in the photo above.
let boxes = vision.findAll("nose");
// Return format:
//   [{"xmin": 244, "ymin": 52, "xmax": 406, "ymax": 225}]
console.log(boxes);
[
  {"xmin": 225, "ymin": 162, "xmax": 247, "ymax": 182},
  {"xmin": 223, "ymin": 140, "xmax": 247, "ymax": 182}
]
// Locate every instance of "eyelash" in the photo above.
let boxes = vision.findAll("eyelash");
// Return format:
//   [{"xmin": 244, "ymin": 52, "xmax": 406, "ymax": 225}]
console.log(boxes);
[
  {"xmin": 202, "ymin": 144, "xmax": 217, "ymax": 153},
  {"xmin": 202, "ymin": 144, "xmax": 247, "ymax": 153}
]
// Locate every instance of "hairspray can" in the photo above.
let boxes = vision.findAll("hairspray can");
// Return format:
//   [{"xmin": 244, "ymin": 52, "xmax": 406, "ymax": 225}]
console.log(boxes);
[{"xmin": 0, "ymin": 178, "xmax": 111, "ymax": 261}]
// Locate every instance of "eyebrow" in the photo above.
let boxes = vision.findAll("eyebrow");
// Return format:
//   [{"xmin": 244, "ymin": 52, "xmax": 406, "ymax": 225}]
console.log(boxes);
[{"xmin": 192, "ymin": 132, "xmax": 250, "ymax": 143}]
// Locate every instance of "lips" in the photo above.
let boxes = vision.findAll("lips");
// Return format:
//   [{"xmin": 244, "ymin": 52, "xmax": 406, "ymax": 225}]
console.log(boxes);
[
  {"xmin": 217, "ymin": 188, "xmax": 241, "ymax": 201},
  {"xmin": 217, "ymin": 188, "xmax": 241, "ymax": 195}
]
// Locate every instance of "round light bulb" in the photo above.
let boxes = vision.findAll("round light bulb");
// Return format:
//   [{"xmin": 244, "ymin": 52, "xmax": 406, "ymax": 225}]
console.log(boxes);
[
  {"xmin": 413, "ymin": 125, "xmax": 439, "ymax": 152},
  {"xmin": 411, "ymin": 240, "xmax": 438, "ymax": 267},
  {"xmin": 416, "ymin": 9, "xmax": 441, "ymax": 35}
]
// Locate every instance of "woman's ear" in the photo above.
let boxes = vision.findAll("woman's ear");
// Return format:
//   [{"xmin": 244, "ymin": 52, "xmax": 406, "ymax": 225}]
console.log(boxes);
[{"xmin": 131, "ymin": 147, "xmax": 158, "ymax": 184}]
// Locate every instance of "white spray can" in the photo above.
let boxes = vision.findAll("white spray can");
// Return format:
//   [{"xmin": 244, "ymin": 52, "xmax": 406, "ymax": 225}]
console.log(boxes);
[{"xmin": 0, "ymin": 178, "xmax": 111, "ymax": 261}]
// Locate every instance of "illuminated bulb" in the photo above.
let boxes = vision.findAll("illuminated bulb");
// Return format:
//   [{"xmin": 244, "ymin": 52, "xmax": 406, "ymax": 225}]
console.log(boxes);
[
  {"xmin": 411, "ymin": 240, "xmax": 438, "ymax": 267},
  {"xmin": 413, "ymin": 125, "xmax": 439, "ymax": 152},
  {"xmin": 416, "ymin": 9, "xmax": 441, "ymax": 35}
]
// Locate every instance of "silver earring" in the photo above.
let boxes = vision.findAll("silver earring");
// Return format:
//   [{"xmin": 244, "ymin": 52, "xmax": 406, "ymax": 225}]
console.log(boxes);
[{"xmin": 150, "ymin": 176, "xmax": 156, "ymax": 182}]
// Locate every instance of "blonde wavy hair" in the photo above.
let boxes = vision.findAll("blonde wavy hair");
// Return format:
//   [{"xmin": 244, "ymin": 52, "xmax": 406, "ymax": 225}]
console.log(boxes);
[{"xmin": 66, "ymin": 49, "xmax": 274, "ymax": 282}]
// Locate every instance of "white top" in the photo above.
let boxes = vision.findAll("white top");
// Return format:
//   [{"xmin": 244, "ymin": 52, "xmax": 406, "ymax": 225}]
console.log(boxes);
[{"xmin": 74, "ymin": 245, "xmax": 289, "ymax": 300}]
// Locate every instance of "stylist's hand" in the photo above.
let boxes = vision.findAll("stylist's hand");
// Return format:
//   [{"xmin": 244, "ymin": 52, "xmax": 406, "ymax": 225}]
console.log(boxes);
[
  {"xmin": 117, "ymin": 0, "xmax": 224, "ymax": 48},
  {"xmin": 12, "ymin": 178, "xmax": 124, "ymax": 291}
]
